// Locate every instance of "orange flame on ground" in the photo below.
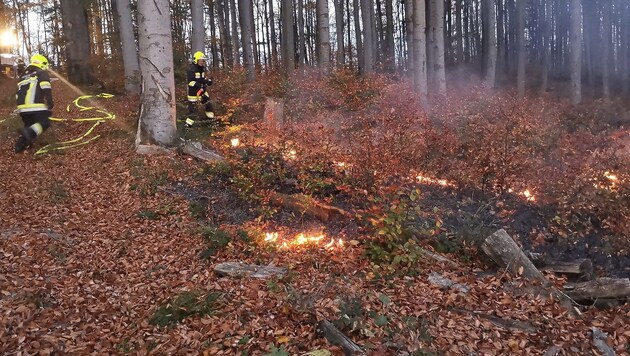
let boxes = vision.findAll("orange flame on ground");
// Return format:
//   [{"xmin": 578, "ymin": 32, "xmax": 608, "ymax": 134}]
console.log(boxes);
[
  {"xmin": 416, "ymin": 174, "xmax": 454, "ymax": 187},
  {"xmin": 263, "ymin": 232, "xmax": 344, "ymax": 250},
  {"xmin": 230, "ymin": 137, "xmax": 240, "ymax": 147}
]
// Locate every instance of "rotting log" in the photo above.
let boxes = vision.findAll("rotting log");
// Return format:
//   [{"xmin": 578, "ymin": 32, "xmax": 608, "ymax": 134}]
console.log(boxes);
[
  {"xmin": 564, "ymin": 277, "xmax": 630, "ymax": 301},
  {"xmin": 182, "ymin": 141, "xmax": 225, "ymax": 163},
  {"xmin": 269, "ymin": 192, "xmax": 351, "ymax": 222},
  {"xmin": 452, "ymin": 308, "xmax": 537, "ymax": 333},
  {"xmin": 214, "ymin": 262, "xmax": 287, "ymax": 279},
  {"xmin": 317, "ymin": 320, "xmax": 365, "ymax": 356},
  {"xmin": 481, "ymin": 229, "xmax": 547, "ymax": 282},
  {"xmin": 543, "ymin": 346, "xmax": 562, "ymax": 356},
  {"xmin": 530, "ymin": 255, "xmax": 594, "ymax": 281},
  {"xmin": 481, "ymin": 229, "xmax": 578, "ymax": 314}
]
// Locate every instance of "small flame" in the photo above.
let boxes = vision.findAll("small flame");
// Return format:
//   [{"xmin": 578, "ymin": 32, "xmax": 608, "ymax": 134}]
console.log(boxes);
[
  {"xmin": 522, "ymin": 189, "xmax": 535, "ymax": 202},
  {"xmin": 284, "ymin": 149, "xmax": 297, "ymax": 160},
  {"xmin": 265, "ymin": 232, "xmax": 278, "ymax": 242},
  {"xmin": 336, "ymin": 161, "xmax": 347, "ymax": 168},
  {"xmin": 604, "ymin": 171, "xmax": 618, "ymax": 182},
  {"xmin": 230, "ymin": 138, "xmax": 240, "ymax": 147},
  {"xmin": 263, "ymin": 231, "xmax": 343, "ymax": 250},
  {"xmin": 416, "ymin": 175, "xmax": 453, "ymax": 187}
]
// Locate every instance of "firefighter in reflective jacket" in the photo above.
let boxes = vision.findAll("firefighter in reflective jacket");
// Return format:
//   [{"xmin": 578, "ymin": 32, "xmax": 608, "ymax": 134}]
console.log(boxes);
[
  {"xmin": 15, "ymin": 54, "xmax": 54, "ymax": 153},
  {"xmin": 185, "ymin": 51, "xmax": 214, "ymax": 127}
]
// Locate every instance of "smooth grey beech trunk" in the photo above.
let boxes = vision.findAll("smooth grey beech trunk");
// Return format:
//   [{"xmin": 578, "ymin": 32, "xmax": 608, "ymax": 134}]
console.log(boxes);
[
  {"xmin": 191, "ymin": 0, "xmax": 205, "ymax": 53},
  {"xmin": 115, "ymin": 0, "xmax": 140, "ymax": 94},
  {"xmin": 316, "ymin": 0, "xmax": 331, "ymax": 73},
  {"xmin": 570, "ymin": 0, "xmax": 582, "ymax": 106},
  {"xmin": 136, "ymin": 0, "xmax": 177, "ymax": 147},
  {"xmin": 412, "ymin": 0, "xmax": 427, "ymax": 104}
]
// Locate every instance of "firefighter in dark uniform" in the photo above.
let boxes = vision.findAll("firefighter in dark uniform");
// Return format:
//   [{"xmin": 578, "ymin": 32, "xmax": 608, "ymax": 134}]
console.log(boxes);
[
  {"xmin": 15, "ymin": 54, "xmax": 54, "ymax": 153},
  {"xmin": 185, "ymin": 51, "xmax": 214, "ymax": 127}
]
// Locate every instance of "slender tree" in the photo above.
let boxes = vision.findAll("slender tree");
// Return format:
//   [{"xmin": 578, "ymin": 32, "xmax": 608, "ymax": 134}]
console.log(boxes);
[
  {"xmin": 360, "ymin": 0, "xmax": 374, "ymax": 73},
  {"xmin": 412, "ymin": 0, "xmax": 427, "ymax": 103},
  {"xmin": 483, "ymin": 0, "xmax": 497, "ymax": 87},
  {"xmin": 316, "ymin": 0, "xmax": 331, "ymax": 72},
  {"xmin": 569, "ymin": 0, "xmax": 582, "ymax": 105},
  {"xmin": 136, "ymin": 0, "xmax": 177, "ymax": 147},
  {"xmin": 238, "ymin": 0, "xmax": 255, "ymax": 81},
  {"xmin": 516, "ymin": 0, "xmax": 525, "ymax": 97},
  {"xmin": 601, "ymin": 0, "xmax": 611, "ymax": 99},
  {"xmin": 115, "ymin": 0, "xmax": 140, "ymax": 94},
  {"xmin": 281, "ymin": 0, "xmax": 295, "ymax": 74},
  {"xmin": 432, "ymin": 0, "xmax": 446, "ymax": 94},
  {"xmin": 333, "ymin": 0, "xmax": 345, "ymax": 66}
]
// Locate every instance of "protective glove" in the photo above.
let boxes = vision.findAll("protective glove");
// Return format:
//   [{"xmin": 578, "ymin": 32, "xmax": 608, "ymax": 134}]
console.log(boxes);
[{"xmin": 205, "ymin": 78, "xmax": 213, "ymax": 86}]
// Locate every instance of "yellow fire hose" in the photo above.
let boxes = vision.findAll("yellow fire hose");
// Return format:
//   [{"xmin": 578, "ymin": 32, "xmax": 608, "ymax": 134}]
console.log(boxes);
[{"xmin": 35, "ymin": 93, "xmax": 115, "ymax": 155}]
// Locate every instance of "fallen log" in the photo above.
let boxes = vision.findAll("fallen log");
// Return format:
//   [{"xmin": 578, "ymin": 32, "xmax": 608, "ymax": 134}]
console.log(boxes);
[
  {"xmin": 529, "ymin": 255, "xmax": 594, "ymax": 281},
  {"xmin": 481, "ymin": 229, "xmax": 547, "ymax": 282},
  {"xmin": 182, "ymin": 141, "xmax": 225, "ymax": 163},
  {"xmin": 452, "ymin": 308, "xmax": 537, "ymax": 333},
  {"xmin": 214, "ymin": 262, "xmax": 287, "ymax": 279},
  {"xmin": 564, "ymin": 277, "xmax": 630, "ymax": 301},
  {"xmin": 481, "ymin": 229, "xmax": 578, "ymax": 313},
  {"xmin": 317, "ymin": 320, "xmax": 364, "ymax": 356},
  {"xmin": 269, "ymin": 192, "xmax": 351, "ymax": 222}
]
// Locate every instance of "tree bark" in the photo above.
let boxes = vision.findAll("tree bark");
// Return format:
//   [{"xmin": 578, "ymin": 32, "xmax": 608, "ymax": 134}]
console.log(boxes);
[
  {"xmin": 191, "ymin": 0, "xmax": 205, "ymax": 52},
  {"xmin": 318, "ymin": 320, "xmax": 365, "ymax": 355},
  {"xmin": 483, "ymin": 0, "xmax": 497, "ymax": 88},
  {"xmin": 316, "ymin": 0, "xmax": 331, "ymax": 73},
  {"xmin": 115, "ymin": 0, "xmax": 140, "ymax": 94},
  {"xmin": 404, "ymin": 0, "xmax": 414, "ymax": 73},
  {"xmin": 413, "ymin": 0, "xmax": 427, "ymax": 104},
  {"xmin": 432, "ymin": 0, "xmax": 446, "ymax": 94},
  {"xmin": 353, "ymin": 0, "xmax": 364, "ymax": 71},
  {"xmin": 516, "ymin": 0, "xmax": 525, "ymax": 98},
  {"xmin": 540, "ymin": 0, "xmax": 552, "ymax": 93},
  {"xmin": 569, "ymin": 0, "xmax": 582, "ymax": 106},
  {"xmin": 208, "ymin": 0, "xmax": 219, "ymax": 68},
  {"xmin": 601, "ymin": 0, "xmax": 612, "ymax": 99},
  {"xmin": 136, "ymin": 0, "xmax": 177, "ymax": 147},
  {"xmin": 360, "ymin": 0, "xmax": 374, "ymax": 73},
  {"xmin": 59, "ymin": 0, "xmax": 93, "ymax": 84},
  {"xmin": 281, "ymin": 0, "xmax": 295, "ymax": 75},
  {"xmin": 383, "ymin": 0, "xmax": 395, "ymax": 71},
  {"xmin": 229, "ymin": 0, "xmax": 240, "ymax": 66},
  {"xmin": 217, "ymin": 0, "xmax": 233, "ymax": 67},
  {"xmin": 238, "ymin": 0, "xmax": 255, "ymax": 81},
  {"xmin": 564, "ymin": 278, "xmax": 630, "ymax": 301},
  {"xmin": 298, "ymin": 0, "xmax": 306, "ymax": 67},
  {"xmin": 269, "ymin": 0, "xmax": 279, "ymax": 65},
  {"xmin": 333, "ymin": 0, "xmax": 345, "ymax": 66}
]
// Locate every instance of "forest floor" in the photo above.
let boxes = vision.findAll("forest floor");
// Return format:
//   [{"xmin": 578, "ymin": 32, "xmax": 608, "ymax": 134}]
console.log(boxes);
[{"xmin": 0, "ymin": 78, "xmax": 629, "ymax": 355}]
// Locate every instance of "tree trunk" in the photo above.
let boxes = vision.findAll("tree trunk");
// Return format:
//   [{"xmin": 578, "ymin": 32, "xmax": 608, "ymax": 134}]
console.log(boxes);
[
  {"xmin": 136, "ymin": 0, "xmax": 177, "ymax": 147},
  {"xmin": 455, "ymin": 0, "xmax": 463, "ymax": 64},
  {"xmin": 281, "ymin": 0, "xmax": 295, "ymax": 75},
  {"xmin": 404, "ymin": 0, "xmax": 414, "ymax": 73},
  {"xmin": 540, "ymin": 0, "xmax": 551, "ymax": 93},
  {"xmin": 208, "ymin": 0, "xmax": 219, "ymax": 68},
  {"xmin": 516, "ymin": 0, "xmax": 525, "ymax": 97},
  {"xmin": 383, "ymin": 0, "xmax": 394, "ymax": 71},
  {"xmin": 413, "ymin": 0, "xmax": 428, "ymax": 104},
  {"xmin": 601, "ymin": 0, "xmax": 612, "ymax": 99},
  {"xmin": 353, "ymin": 0, "xmax": 364, "ymax": 71},
  {"xmin": 623, "ymin": 1, "xmax": 630, "ymax": 94},
  {"xmin": 238, "ymin": 0, "xmax": 255, "ymax": 81},
  {"xmin": 483, "ymin": 0, "xmax": 497, "ymax": 87},
  {"xmin": 229, "ymin": 0, "xmax": 240, "ymax": 66},
  {"xmin": 298, "ymin": 0, "xmax": 306, "ymax": 68},
  {"xmin": 269, "ymin": 0, "xmax": 278, "ymax": 66},
  {"xmin": 333, "ymin": 0, "xmax": 345, "ymax": 66},
  {"xmin": 115, "ymin": 0, "xmax": 140, "ymax": 94},
  {"xmin": 316, "ymin": 0, "xmax": 331, "ymax": 73},
  {"xmin": 360, "ymin": 0, "xmax": 374, "ymax": 73},
  {"xmin": 570, "ymin": 0, "xmax": 582, "ymax": 106},
  {"xmin": 191, "ymin": 0, "xmax": 205, "ymax": 52},
  {"xmin": 432, "ymin": 0, "xmax": 446, "ymax": 94},
  {"xmin": 217, "ymin": 0, "xmax": 232, "ymax": 67},
  {"xmin": 59, "ymin": 0, "xmax": 93, "ymax": 84},
  {"xmin": 564, "ymin": 278, "xmax": 630, "ymax": 301}
]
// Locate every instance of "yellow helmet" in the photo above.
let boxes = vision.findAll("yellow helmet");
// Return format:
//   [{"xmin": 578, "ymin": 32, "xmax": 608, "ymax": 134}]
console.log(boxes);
[
  {"xmin": 193, "ymin": 51, "xmax": 206, "ymax": 65},
  {"xmin": 30, "ymin": 54, "xmax": 49, "ymax": 70}
]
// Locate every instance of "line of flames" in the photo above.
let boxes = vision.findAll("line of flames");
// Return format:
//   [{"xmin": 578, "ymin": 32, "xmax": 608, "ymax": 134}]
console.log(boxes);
[{"xmin": 264, "ymin": 232, "xmax": 344, "ymax": 250}]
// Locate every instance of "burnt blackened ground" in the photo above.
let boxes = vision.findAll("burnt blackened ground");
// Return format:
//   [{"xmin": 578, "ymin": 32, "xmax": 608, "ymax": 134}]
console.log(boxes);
[{"xmin": 419, "ymin": 184, "xmax": 630, "ymax": 278}]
